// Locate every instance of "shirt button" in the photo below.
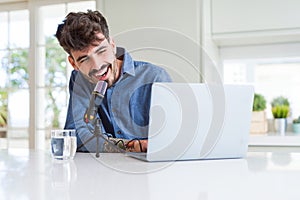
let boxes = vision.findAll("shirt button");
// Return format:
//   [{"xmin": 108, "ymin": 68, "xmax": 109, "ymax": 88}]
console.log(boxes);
[{"xmin": 117, "ymin": 130, "xmax": 122, "ymax": 135}]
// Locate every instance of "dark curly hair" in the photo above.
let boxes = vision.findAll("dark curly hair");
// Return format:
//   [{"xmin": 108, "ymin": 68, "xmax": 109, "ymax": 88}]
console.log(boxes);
[{"xmin": 55, "ymin": 10, "xmax": 110, "ymax": 55}]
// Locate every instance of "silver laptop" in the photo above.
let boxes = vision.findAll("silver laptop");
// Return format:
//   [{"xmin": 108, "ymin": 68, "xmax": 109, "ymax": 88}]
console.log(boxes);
[{"xmin": 127, "ymin": 83, "xmax": 254, "ymax": 162}]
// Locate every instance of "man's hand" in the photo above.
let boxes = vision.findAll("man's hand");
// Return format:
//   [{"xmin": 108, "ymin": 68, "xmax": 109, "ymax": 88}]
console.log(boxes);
[{"xmin": 126, "ymin": 139, "xmax": 148, "ymax": 152}]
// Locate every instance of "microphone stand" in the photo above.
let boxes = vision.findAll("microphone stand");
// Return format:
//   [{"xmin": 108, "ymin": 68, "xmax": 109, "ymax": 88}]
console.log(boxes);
[
  {"xmin": 94, "ymin": 118, "xmax": 102, "ymax": 158},
  {"xmin": 78, "ymin": 105, "xmax": 125, "ymax": 158},
  {"xmin": 77, "ymin": 105, "xmax": 107, "ymax": 158},
  {"xmin": 77, "ymin": 80, "xmax": 125, "ymax": 157}
]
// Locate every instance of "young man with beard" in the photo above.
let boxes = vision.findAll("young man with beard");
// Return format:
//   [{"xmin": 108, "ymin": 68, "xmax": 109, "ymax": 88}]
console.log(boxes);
[{"xmin": 56, "ymin": 10, "xmax": 171, "ymax": 153}]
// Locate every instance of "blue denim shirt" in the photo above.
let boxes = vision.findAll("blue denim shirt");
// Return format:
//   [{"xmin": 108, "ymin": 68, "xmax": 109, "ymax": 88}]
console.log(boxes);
[{"xmin": 64, "ymin": 47, "xmax": 172, "ymax": 152}]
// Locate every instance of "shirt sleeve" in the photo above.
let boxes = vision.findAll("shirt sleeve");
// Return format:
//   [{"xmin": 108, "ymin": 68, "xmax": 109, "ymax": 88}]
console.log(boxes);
[
  {"xmin": 156, "ymin": 67, "xmax": 172, "ymax": 82},
  {"xmin": 64, "ymin": 71, "xmax": 76, "ymax": 130}
]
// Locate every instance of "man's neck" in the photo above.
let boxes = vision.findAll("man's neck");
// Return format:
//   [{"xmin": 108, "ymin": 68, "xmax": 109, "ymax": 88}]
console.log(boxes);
[{"xmin": 114, "ymin": 58, "xmax": 123, "ymax": 82}]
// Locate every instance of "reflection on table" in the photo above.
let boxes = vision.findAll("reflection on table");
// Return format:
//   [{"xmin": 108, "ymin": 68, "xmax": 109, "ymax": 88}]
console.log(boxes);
[{"xmin": 0, "ymin": 149, "xmax": 300, "ymax": 200}]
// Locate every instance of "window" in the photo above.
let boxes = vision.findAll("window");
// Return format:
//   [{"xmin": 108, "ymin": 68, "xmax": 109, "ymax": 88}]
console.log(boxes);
[
  {"xmin": 0, "ymin": 1, "xmax": 96, "ymax": 150},
  {"xmin": 37, "ymin": 1, "xmax": 96, "ymax": 150},
  {"xmin": 0, "ymin": 10, "xmax": 30, "ymax": 149},
  {"xmin": 224, "ymin": 58, "xmax": 300, "ymax": 123}
]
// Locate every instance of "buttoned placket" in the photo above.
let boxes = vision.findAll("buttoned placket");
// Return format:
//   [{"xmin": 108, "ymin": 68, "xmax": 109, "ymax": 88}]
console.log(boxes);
[{"xmin": 106, "ymin": 78, "xmax": 125, "ymax": 138}]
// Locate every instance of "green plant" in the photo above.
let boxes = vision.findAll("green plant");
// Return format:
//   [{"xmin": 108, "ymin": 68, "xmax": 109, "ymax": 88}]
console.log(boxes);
[
  {"xmin": 0, "ymin": 91, "xmax": 8, "ymax": 127},
  {"xmin": 293, "ymin": 116, "xmax": 300, "ymax": 124},
  {"xmin": 253, "ymin": 93, "xmax": 266, "ymax": 111},
  {"xmin": 271, "ymin": 96, "xmax": 290, "ymax": 107},
  {"xmin": 0, "ymin": 106, "xmax": 7, "ymax": 127},
  {"xmin": 271, "ymin": 96, "xmax": 290, "ymax": 118},
  {"xmin": 3, "ymin": 37, "xmax": 65, "ymax": 128},
  {"xmin": 45, "ymin": 37, "xmax": 66, "ymax": 128},
  {"xmin": 271, "ymin": 105, "xmax": 289, "ymax": 118}
]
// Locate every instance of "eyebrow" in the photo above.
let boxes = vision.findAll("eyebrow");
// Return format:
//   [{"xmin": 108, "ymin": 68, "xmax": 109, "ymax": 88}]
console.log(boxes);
[
  {"xmin": 76, "ymin": 55, "xmax": 88, "ymax": 63},
  {"xmin": 95, "ymin": 45, "xmax": 106, "ymax": 53}
]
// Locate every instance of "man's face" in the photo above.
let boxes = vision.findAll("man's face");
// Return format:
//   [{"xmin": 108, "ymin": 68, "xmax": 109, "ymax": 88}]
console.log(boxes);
[{"xmin": 68, "ymin": 33, "xmax": 120, "ymax": 87}]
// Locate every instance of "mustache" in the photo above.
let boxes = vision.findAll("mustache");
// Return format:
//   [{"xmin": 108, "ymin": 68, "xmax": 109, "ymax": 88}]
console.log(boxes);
[{"xmin": 88, "ymin": 63, "xmax": 111, "ymax": 77}]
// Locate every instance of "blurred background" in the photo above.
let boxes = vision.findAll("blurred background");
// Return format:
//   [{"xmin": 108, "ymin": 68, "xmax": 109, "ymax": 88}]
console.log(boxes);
[{"xmin": 1, "ymin": 0, "xmax": 300, "ymax": 150}]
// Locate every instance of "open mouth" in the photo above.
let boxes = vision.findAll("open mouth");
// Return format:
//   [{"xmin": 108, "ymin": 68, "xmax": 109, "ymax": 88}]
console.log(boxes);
[
  {"xmin": 89, "ymin": 64, "xmax": 111, "ymax": 81},
  {"xmin": 97, "ymin": 66, "xmax": 109, "ymax": 77}
]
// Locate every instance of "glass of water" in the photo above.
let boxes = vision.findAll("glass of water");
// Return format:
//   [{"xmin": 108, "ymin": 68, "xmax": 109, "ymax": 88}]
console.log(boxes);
[{"xmin": 51, "ymin": 129, "xmax": 77, "ymax": 160}]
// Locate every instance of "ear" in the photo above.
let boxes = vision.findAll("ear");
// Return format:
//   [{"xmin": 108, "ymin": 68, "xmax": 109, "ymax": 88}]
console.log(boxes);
[
  {"xmin": 68, "ymin": 56, "xmax": 79, "ymax": 71},
  {"xmin": 109, "ymin": 37, "xmax": 117, "ymax": 54}
]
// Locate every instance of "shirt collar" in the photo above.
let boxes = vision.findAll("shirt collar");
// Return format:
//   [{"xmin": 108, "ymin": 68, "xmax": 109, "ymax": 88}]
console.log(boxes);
[{"xmin": 116, "ymin": 47, "xmax": 135, "ymax": 77}]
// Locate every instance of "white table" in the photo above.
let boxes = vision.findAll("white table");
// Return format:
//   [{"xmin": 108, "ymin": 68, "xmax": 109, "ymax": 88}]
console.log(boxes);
[
  {"xmin": 1, "ymin": 149, "xmax": 300, "ymax": 200},
  {"xmin": 249, "ymin": 133, "xmax": 300, "ymax": 146}
]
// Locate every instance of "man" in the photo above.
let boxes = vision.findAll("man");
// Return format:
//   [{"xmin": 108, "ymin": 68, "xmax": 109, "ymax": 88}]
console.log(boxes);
[{"xmin": 55, "ymin": 10, "xmax": 171, "ymax": 153}]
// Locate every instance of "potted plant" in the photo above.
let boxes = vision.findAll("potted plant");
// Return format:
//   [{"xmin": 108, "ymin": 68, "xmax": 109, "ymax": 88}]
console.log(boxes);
[
  {"xmin": 0, "ymin": 91, "xmax": 8, "ymax": 138},
  {"xmin": 250, "ymin": 93, "xmax": 268, "ymax": 134},
  {"xmin": 271, "ymin": 96, "xmax": 290, "ymax": 135},
  {"xmin": 292, "ymin": 116, "xmax": 300, "ymax": 134}
]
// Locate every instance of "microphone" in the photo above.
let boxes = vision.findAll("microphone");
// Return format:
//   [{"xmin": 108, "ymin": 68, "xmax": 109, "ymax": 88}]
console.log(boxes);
[{"xmin": 84, "ymin": 81, "xmax": 108, "ymax": 124}]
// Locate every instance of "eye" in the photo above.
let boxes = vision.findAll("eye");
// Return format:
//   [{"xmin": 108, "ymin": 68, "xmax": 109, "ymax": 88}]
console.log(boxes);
[
  {"xmin": 97, "ymin": 49, "xmax": 106, "ymax": 55},
  {"xmin": 79, "ymin": 57, "xmax": 88, "ymax": 64}
]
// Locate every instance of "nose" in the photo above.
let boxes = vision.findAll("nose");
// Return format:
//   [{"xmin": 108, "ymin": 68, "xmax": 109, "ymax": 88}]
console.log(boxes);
[
  {"xmin": 89, "ymin": 55, "xmax": 101, "ymax": 69},
  {"xmin": 89, "ymin": 53, "xmax": 102, "ymax": 70}
]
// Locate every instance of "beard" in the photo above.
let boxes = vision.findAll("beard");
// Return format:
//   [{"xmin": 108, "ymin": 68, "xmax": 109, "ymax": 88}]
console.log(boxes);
[{"xmin": 85, "ymin": 59, "xmax": 119, "ymax": 87}]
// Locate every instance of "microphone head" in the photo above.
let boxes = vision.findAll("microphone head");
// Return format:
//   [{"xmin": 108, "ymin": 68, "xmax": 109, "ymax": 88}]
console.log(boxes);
[
  {"xmin": 94, "ymin": 81, "xmax": 108, "ymax": 97},
  {"xmin": 93, "ymin": 81, "xmax": 108, "ymax": 107}
]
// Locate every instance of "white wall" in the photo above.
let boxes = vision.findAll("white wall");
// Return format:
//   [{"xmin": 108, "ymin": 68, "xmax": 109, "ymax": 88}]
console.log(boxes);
[
  {"xmin": 97, "ymin": 0, "xmax": 205, "ymax": 83},
  {"xmin": 201, "ymin": 0, "xmax": 221, "ymax": 83},
  {"xmin": 212, "ymin": 0, "xmax": 300, "ymax": 46},
  {"xmin": 212, "ymin": 0, "xmax": 300, "ymax": 33},
  {"xmin": 221, "ymin": 43, "xmax": 300, "ymax": 61},
  {"xmin": 210, "ymin": 0, "xmax": 300, "ymax": 82}
]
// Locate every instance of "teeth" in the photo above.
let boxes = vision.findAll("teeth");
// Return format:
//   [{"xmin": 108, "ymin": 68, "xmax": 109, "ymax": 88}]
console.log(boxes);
[{"xmin": 98, "ymin": 67, "xmax": 108, "ymax": 77}]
